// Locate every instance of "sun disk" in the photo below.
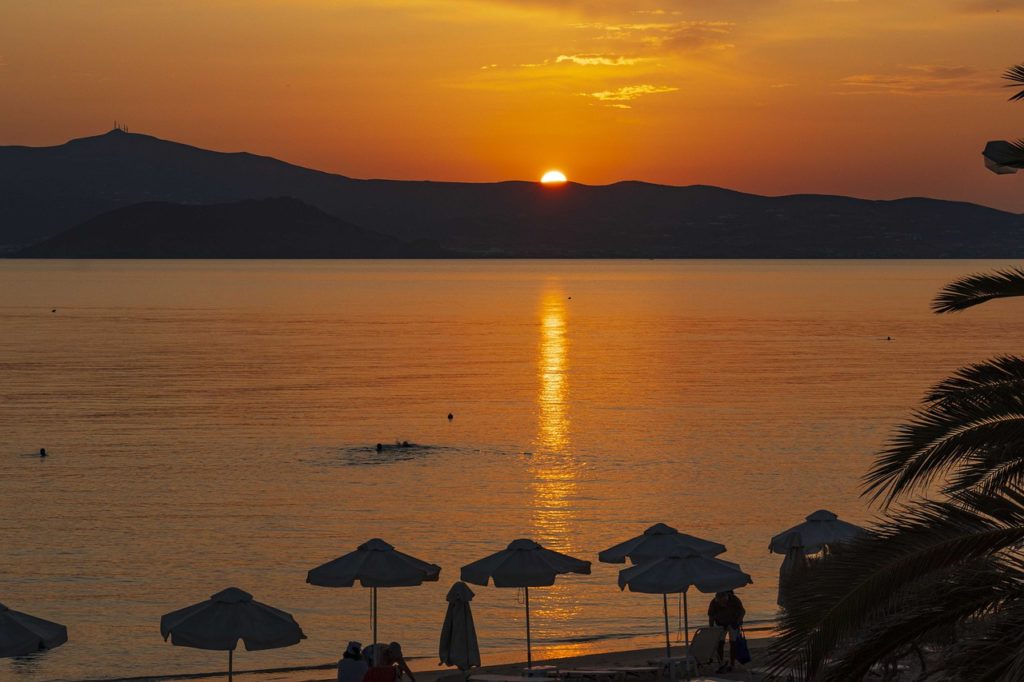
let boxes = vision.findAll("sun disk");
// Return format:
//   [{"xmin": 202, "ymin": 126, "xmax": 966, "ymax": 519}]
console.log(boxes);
[{"xmin": 541, "ymin": 170, "xmax": 567, "ymax": 184}]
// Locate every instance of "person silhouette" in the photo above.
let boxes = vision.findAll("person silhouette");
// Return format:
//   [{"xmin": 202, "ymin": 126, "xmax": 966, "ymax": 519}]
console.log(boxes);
[
  {"xmin": 39, "ymin": 448, "xmax": 47, "ymax": 458},
  {"xmin": 376, "ymin": 443, "xmax": 383, "ymax": 452},
  {"xmin": 447, "ymin": 413, "xmax": 453, "ymax": 421}
]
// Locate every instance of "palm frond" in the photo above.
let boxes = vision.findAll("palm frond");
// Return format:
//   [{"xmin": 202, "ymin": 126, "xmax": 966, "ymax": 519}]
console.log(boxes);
[
  {"xmin": 941, "ymin": 581, "xmax": 1024, "ymax": 682},
  {"xmin": 863, "ymin": 402, "xmax": 1024, "ymax": 507},
  {"xmin": 933, "ymin": 267, "xmax": 1024, "ymax": 313},
  {"xmin": 1005, "ymin": 63, "xmax": 1024, "ymax": 101},
  {"xmin": 766, "ymin": 497, "xmax": 1024, "ymax": 679},
  {"xmin": 926, "ymin": 356, "xmax": 1024, "ymax": 404},
  {"xmin": 820, "ymin": 561, "xmax": 1021, "ymax": 681}
]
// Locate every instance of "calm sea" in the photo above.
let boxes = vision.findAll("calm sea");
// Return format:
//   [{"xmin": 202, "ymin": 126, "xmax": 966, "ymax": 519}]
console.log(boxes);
[{"xmin": 1, "ymin": 260, "xmax": 1020, "ymax": 681}]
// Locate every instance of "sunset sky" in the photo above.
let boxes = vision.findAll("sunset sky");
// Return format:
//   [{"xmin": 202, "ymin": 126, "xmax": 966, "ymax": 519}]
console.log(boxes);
[{"xmin": 3, "ymin": 1, "xmax": 1024, "ymax": 210}]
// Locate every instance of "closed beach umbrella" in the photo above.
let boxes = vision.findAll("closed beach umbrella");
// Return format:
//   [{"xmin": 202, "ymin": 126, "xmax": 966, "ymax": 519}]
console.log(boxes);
[
  {"xmin": 768, "ymin": 510, "xmax": 865, "ymax": 556},
  {"xmin": 461, "ymin": 538, "xmax": 591, "ymax": 668},
  {"xmin": 307, "ymin": 538, "xmax": 440, "ymax": 660},
  {"xmin": 598, "ymin": 523, "xmax": 726, "ymax": 564},
  {"xmin": 599, "ymin": 524, "xmax": 727, "ymax": 657},
  {"xmin": 438, "ymin": 581, "xmax": 480, "ymax": 671},
  {"xmin": 0, "ymin": 603, "xmax": 68, "ymax": 658},
  {"xmin": 618, "ymin": 552, "xmax": 752, "ymax": 659},
  {"xmin": 160, "ymin": 587, "xmax": 305, "ymax": 681},
  {"xmin": 776, "ymin": 545, "xmax": 807, "ymax": 609}
]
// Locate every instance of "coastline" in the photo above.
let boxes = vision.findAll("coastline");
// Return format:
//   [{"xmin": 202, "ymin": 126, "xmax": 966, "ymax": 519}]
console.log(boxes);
[{"xmin": 79, "ymin": 629, "xmax": 776, "ymax": 682}]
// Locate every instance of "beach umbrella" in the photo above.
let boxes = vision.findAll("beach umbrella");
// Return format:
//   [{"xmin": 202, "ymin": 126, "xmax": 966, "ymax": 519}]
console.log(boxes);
[
  {"xmin": 768, "ymin": 510, "xmax": 865, "ymax": 556},
  {"xmin": 776, "ymin": 545, "xmax": 808, "ymax": 609},
  {"xmin": 160, "ymin": 587, "xmax": 305, "ymax": 681},
  {"xmin": 982, "ymin": 140, "xmax": 1024, "ymax": 175},
  {"xmin": 461, "ymin": 538, "xmax": 591, "ymax": 668},
  {"xmin": 598, "ymin": 523, "xmax": 726, "ymax": 564},
  {"xmin": 599, "ymin": 523, "xmax": 727, "ymax": 657},
  {"xmin": 617, "ymin": 552, "xmax": 752, "ymax": 660},
  {"xmin": 0, "ymin": 603, "xmax": 68, "ymax": 658},
  {"xmin": 307, "ymin": 538, "xmax": 440, "ymax": 661},
  {"xmin": 438, "ymin": 581, "xmax": 481, "ymax": 671}
]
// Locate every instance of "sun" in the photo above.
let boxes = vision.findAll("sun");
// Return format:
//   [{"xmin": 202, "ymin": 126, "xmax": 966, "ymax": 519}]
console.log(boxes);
[{"xmin": 540, "ymin": 170, "xmax": 567, "ymax": 184}]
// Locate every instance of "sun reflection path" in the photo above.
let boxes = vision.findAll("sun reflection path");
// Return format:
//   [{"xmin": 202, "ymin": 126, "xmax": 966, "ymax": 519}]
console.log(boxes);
[{"xmin": 528, "ymin": 289, "xmax": 586, "ymax": 652}]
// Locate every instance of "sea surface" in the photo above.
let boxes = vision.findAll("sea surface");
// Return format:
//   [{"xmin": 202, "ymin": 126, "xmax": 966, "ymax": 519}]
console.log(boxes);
[{"xmin": 1, "ymin": 259, "xmax": 1021, "ymax": 681}]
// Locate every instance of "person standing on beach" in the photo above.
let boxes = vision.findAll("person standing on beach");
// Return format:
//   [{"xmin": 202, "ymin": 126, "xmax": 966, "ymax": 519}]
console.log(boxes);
[
  {"xmin": 708, "ymin": 590, "xmax": 746, "ymax": 673},
  {"xmin": 339, "ymin": 641, "xmax": 368, "ymax": 682}
]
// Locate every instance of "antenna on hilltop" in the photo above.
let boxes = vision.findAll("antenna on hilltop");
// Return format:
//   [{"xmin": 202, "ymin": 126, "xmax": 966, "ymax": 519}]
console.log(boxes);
[{"xmin": 112, "ymin": 120, "xmax": 128, "ymax": 133}]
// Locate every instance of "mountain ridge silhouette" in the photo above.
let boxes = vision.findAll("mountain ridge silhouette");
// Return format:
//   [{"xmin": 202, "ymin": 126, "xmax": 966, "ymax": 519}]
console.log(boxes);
[{"xmin": 3, "ymin": 129, "xmax": 1023, "ymax": 257}]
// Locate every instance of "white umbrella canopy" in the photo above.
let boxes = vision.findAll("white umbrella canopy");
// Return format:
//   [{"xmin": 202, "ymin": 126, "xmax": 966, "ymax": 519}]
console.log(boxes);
[
  {"xmin": 0, "ymin": 603, "xmax": 68, "ymax": 658},
  {"xmin": 598, "ymin": 523, "xmax": 726, "ymax": 564},
  {"xmin": 160, "ymin": 587, "xmax": 305, "ymax": 681},
  {"xmin": 461, "ymin": 539, "xmax": 591, "ymax": 668},
  {"xmin": 307, "ymin": 538, "xmax": 441, "ymax": 661},
  {"xmin": 769, "ymin": 510, "xmax": 866, "ymax": 556},
  {"xmin": 982, "ymin": 140, "xmax": 1024, "ymax": 174},
  {"xmin": 438, "ymin": 581, "xmax": 481, "ymax": 671},
  {"xmin": 618, "ymin": 552, "xmax": 752, "ymax": 660}
]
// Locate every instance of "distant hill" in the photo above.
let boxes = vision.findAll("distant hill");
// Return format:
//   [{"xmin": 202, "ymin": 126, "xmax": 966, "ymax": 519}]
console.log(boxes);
[
  {"xmin": 15, "ymin": 197, "xmax": 444, "ymax": 258},
  {"xmin": 3, "ymin": 128, "xmax": 1024, "ymax": 257}
]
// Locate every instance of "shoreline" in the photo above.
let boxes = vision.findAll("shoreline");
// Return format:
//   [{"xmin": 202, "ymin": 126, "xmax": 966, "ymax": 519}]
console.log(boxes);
[{"xmin": 79, "ymin": 629, "xmax": 777, "ymax": 682}]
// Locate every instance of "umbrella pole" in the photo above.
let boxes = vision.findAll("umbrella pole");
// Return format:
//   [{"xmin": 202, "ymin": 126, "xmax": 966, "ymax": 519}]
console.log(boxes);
[
  {"xmin": 373, "ymin": 587, "xmax": 379, "ymax": 663},
  {"xmin": 228, "ymin": 649, "xmax": 233, "ymax": 682},
  {"xmin": 525, "ymin": 586, "xmax": 532, "ymax": 669},
  {"xmin": 662, "ymin": 593, "xmax": 671, "ymax": 658},
  {"xmin": 683, "ymin": 591, "xmax": 690, "ymax": 655}
]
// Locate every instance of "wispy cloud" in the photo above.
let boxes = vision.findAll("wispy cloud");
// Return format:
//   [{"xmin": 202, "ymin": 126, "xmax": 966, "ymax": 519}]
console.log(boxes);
[
  {"xmin": 958, "ymin": 0, "xmax": 1024, "ymax": 13},
  {"xmin": 575, "ymin": 20, "xmax": 734, "ymax": 53},
  {"xmin": 555, "ymin": 53, "xmax": 648, "ymax": 66},
  {"xmin": 583, "ymin": 83, "xmax": 678, "ymax": 102},
  {"xmin": 840, "ymin": 65, "xmax": 992, "ymax": 95}
]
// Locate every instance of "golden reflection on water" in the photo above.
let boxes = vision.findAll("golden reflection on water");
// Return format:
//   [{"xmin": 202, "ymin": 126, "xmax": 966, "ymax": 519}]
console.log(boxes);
[{"xmin": 529, "ymin": 288, "xmax": 585, "ymax": 653}]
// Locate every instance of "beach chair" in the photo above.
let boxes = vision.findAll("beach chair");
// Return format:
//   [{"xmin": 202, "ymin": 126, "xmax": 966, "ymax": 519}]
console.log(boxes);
[{"xmin": 688, "ymin": 626, "xmax": 725, "ymax": 674}]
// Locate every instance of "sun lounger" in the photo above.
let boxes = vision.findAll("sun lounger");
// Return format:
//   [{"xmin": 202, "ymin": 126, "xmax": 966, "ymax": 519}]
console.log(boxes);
[{"xmin": 688, "ymin": 627, "xmax": 725, "ymax": 674}]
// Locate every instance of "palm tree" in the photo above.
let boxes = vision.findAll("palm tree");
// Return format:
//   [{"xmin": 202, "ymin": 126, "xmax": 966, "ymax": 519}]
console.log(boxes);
[{"xmin": 766, "ymin": 267, "xmax": 1024, "ymax": 681}]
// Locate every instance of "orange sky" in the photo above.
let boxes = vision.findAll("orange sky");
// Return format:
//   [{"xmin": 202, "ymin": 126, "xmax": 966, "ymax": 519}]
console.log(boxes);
[{"xmin": 2, "ymin": 0, "xmax": 1024, "ymax": 211}]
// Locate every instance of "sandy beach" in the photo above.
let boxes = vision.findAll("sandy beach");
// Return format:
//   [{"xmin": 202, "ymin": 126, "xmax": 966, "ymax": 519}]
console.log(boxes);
[{"xmin": 91, "ymin": 631, "xmax": 776, "ymax": 682}]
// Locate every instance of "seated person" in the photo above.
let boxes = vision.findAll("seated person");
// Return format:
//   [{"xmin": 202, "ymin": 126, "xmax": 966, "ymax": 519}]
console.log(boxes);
[
  {"xmin": 339, "ymin": 641, "xmax": 368, "ymax": 682},
  {"xmin": 362, "ymin": 642, "xmax": 416, "ymax": 682}
]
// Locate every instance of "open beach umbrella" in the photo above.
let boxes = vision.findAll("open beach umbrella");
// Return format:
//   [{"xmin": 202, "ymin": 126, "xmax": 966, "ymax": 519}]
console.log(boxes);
[
  {"xmin": 618, "ymin": 552, "xmax": 752, "ymax": 659},
  {"xmin": 461, "ymin": 538, "xmax": 591, "ymax": 668},
  {"xmin": 599, "ymin": 524, "xmax": 727, "ymax": 657},
  {"xmin": 0, "ymin": 603, "xmax": 68, "ymax": 658},
  {"xmin": 598, "ymin": 523, "xmax": 726, "ymax": 564},
  {"xmin": 438, "ymin": 581, "xmax": 481, "ymax": 671},
  {"xmin": 307, "ymin": 538, "xmax": 441, "ymax": 661},
  {"xmin": 160, "ymin": 587, "xmax": 305, "ymax": 681},
  {"xmin": 769, "ymin": 510, "xmax": 865, "ymax": 556}
]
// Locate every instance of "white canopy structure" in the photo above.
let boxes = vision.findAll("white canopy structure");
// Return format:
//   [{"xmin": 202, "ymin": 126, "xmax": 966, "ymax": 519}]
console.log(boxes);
[
  {"xmin": 0, "ymin": 603, "xmax": 68, "ymax": 658},
  {"xmin": 438, "ymin": 581, "xmax": 481, "ymax": 671},
  {"xmin": 461, "ymin": 538, "xmax": 591, "ymax": 668},
  {"xmin": 617, "ymin": 552, "xmax": 752, "ymax": 659},
  {"xmin": 307, "ymin": 538, "xmax": 440, "ymax": 660},
  {"xmin": 159, "ymin": 587, "xmax": 305, "ymax": 681},
  {"xmin": 982, "ymin": 140, "xmax": 1024, "ymax": 175},
  {"xmin": 598, "ymin": 523, "xmax": 726, "ymax": 564},
  {"xmin": 769, "ymin": 510, "xmax": 866, "ymax": 610},
  {"xmin": 768, "ymin": 510, "xmax": 865, "ymax": 556}
]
